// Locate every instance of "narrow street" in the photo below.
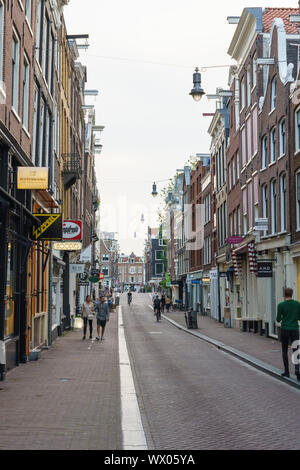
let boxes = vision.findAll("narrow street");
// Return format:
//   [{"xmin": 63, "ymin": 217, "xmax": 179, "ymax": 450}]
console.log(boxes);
[
  {"xmin": 122, "ymin": 294, "xmax": 300, "ymax": 450},
  {"xmin": 1, "ymin": 294, "xmax": 299, "ymax": 450}
]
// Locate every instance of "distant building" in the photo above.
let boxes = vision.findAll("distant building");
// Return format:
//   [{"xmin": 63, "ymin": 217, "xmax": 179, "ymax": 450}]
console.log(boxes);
[{"xmin": 117, "ymin": 253, "xmax": 145, "ymax": 291}]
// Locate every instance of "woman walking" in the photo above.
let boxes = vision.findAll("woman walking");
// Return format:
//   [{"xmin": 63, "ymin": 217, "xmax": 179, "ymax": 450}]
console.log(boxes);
[{"xmin": 81, "ymin": 295, "xmax": 95, "ymax": 340}]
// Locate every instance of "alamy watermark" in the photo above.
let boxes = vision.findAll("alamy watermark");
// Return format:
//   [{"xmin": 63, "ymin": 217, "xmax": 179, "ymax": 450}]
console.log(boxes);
[{"xmin": 292, "ymin": 340, "xmax": 300, "ymax": 366}]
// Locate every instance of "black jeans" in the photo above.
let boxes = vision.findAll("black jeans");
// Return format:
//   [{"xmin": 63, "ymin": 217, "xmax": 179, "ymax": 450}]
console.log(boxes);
[
  {"xmin": 281, "ymin": 329, "xmax": 300, "ymax": 374},
  {"xmin": 83, "ymin": 318, "xmax": 93, "ymax": 337}
]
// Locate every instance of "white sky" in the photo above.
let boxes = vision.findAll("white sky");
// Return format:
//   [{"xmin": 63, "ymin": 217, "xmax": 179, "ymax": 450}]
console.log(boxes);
[{"xmin": 65, "ymin": 0, "xmax": 299, "ymax": 256}]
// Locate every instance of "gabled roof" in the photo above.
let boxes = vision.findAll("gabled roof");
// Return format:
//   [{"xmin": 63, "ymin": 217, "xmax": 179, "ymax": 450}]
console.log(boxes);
[{"xmin": 263, "ymin": 8, "xmax": 299, "ymax": 34}]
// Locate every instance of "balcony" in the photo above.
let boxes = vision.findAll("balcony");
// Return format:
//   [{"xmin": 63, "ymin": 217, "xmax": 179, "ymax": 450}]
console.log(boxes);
[{"xmin": 62, "ymin": 154, "xmax": 82, "ymax": 188}]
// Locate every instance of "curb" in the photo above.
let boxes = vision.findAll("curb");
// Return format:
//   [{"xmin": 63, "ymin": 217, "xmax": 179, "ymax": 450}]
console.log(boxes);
[{"xmin": 162, "ymin": 314, "xmax": 300, "ymax": 391}]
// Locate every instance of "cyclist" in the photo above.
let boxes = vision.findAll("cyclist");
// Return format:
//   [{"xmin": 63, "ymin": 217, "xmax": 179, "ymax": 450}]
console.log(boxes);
[
  {"xmin": 153, "ymin": 296, "xmax": 161, "ymax": 322},
  {"xmin": 127, "ymin": 291, "xmax": 132, "ymax": 306}
]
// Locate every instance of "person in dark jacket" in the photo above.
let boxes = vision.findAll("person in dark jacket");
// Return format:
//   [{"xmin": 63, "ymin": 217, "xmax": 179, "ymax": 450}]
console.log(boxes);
[
  {"xmin": 277, "ymin": 288, "xmax": 300, "ymax": 380},
  {"xmin": 95, "ymin": 295, "xmax": 110, "ymax": 341}
]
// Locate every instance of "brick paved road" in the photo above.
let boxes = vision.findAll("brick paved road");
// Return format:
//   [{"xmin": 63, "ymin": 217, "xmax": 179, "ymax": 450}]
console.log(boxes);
[
  {"xmin": 0, "ymin": 310, "xmax": 121, "ymax": 450},
  {"xmin": 122, "ymin": 294, "xmax": 300, "ymax": 450}
]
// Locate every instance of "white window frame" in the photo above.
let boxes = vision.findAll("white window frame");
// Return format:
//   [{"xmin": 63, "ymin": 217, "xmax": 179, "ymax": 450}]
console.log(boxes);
[
  {"xmin": 12, "ymin": 29, "xmax": 20, "ymax": 114},
  {"xmin": 280, "ymin": 174, "xmax": 287, "ymax": 232},
  {"xmin": 25, "ymin": 0, "xmax": 32, "ymax": 25},
  {"xmin": 155, "ymin": 263, "xmax": 164, "ymax": 276},
  {"xmin": 155, "ymin": 250, "xmax": 164, "ymax": 261},
  {"xmin": 252, "ymin": 54, "xmax": 257, "ymax": 89},
  {"xmin": 262, "ymin": 135, "xmax": 268, "ymax": 169},
  {"xmin": 22, "ymin": 54, "xmax": 30, "ymax": 131},
  {"xmin": 271, "ymin": 180, "xmax": 277, "ymax": 235},
  {"xmin": 262, "ymin": 184, "xmax": 268, "ymax": 236},
  {"xmin": 270, "ymin": 127, "xmax": 276, "ymax": 164},
  {"xmin": 271, "ymin": 76, "xmax": 277, "ymax": 111},
  {"xmin": 240, "ymin": 77, "xmax": 245, "ymax": 110},
  {"xmin": 279, "ymin": 118, "xmax": 286, "ymax": 157},
  {"xmin": 246, "ymin": 66, "xmax": 251, "ymax": 108}
]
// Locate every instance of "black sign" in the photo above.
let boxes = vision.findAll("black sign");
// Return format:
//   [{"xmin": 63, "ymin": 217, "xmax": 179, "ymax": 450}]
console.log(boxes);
[
  {"xmin": 79, "ymin": 272, "xmax": 88, "ymax": 282},
  {"xmin": 257, "ymin": 261, "xmax": 273, "ymax": 278},
  {"xmin": 32, "ymin": 214, "xmax": 62, "ymax": 241},
  {"xmin": 78, "ymin": 281, "xmax": 89, "ymax": 287}
]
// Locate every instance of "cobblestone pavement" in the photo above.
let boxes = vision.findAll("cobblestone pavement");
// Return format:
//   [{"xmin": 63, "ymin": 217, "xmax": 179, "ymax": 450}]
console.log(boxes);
[
  {"xmin": 164, "ymin": 308, "xmax": 296, "ymax": 375},
  {"xmin": 122, "ymin": 294, "xmax": 300, "ymax": 450},
  {"xmin": 0, "ymin": 310, "xmax": 121, "ymax": 450}
]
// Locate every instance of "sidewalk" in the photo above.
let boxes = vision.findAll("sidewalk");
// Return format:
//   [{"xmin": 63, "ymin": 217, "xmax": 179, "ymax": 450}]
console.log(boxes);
[
  {"xmin": 0, "ymin": 309, "xmax": 121, "ymax": 450},
  {"xmin": 164, "ymin": 310, "xmax": 298, "ymax": 380}
]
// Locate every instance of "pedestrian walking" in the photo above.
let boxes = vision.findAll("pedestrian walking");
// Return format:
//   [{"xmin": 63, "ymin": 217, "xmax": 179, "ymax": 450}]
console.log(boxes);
[
  {"xmin": 161, "ymin": 293, "xmax": 166, "ymax": 313},
  {"xmin": 81, "ymin": 295, "xmax": 95, "ymax": 340},
  {"xmin": 95, "ymin": 295, "xmax": 110, "ymax": 341},
  {"xmin": 276, "ymin": 287, "xmax": 300, "ymax": 380},
  {"xmin": 165, "ymin": 296, "xmax": 171, "ymax": 313}
]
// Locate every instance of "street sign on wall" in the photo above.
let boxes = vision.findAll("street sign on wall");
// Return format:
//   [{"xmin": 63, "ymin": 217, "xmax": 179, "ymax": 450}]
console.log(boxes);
[{"xmin": 70, "ymin": 264, "xmax": 85, "ymax": 274}]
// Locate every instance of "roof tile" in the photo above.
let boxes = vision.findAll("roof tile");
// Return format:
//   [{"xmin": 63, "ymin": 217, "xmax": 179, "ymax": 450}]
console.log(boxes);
[{"xmin": 263, "ymin": 8, "xmax": 300, "ymax": 34}]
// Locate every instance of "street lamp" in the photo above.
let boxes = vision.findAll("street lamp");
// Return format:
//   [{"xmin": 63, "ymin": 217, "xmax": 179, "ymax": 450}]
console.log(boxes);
[
  {"xmin": 189, "ymin": 67, "xmax": 205, "ymax": 102},
  {"xmin": 152, "ymin": 182, "xmax": 158, "ymax": 197}
]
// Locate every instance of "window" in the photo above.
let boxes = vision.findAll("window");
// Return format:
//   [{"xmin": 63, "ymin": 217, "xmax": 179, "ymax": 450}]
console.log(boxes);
[
  {"xmin": 204, "ymin": 194, "xmax": 211, "ymax": 223},
  {"xmin": 246, "ymin": 66, "xmax": 251, "ymax": 107},
  {"xmin": 297, "ymin": 173, "xmax": 300, "ymax": 230},
  {"xmin": 155, "ymin": 263, "xmax": 164, "ymax": 275},
  {"xmin": 252, "ymin": 54, "xmax": 257, "ymax": 88},
  {"xmin": 240, "ymin": 77, "xmax": 245, "ymax": 110},
  {"xmin": 295, "ymin": 109, "xmax": 300, "ymax": 153},
  {"xmin": 262, "ymin": 185, "xmax": 268, "ymax": 236},
  {"xmin": 32, "ymin": 86, "xmax": 38, "ymax": 161},
  {"xmin": 242, "ymin": 189, "xmax": 248, "ymax": 234},
  {"xmin": 102, "ymin": 267, "xmax": 109, "ymax": 276},
  {"xmin": 228, "ymin": 162, "xmax": 232, "ymax": 191},
  {"xmin": 12, "ymin": 31, "xmax": 20, "ymax": 113},
  {"xmin": 0, "ymin": 1, "xmax": 4, "ymax": 83},
  {"xmin": 102, "ymin": 254, "xmax": 109, "ymax": 261},
  {"xmin": 262, "ymin": 135, "xmax": 268, "ymax": 169},
  {"xmin": 280, "ymin": 174, "xmax": 287, "ymax": 232},
  {"xmin": 204, "ymin": 237, "xmax": 211, "ymax": 265},
  {"xmin": 252, "ymin": 107, "xmax": 258, "ymax": 155},
  {"xmin": 232, "ymin": 157, "xmax": 236, "ymax": 187},
  {"xmin": 241, "ymin": 127, "xmax": 246, "ymax": 167},
  {"xmin": 236, "ymin": 152, "xmax": 240, "ymax": 180},
  {"xmin": 270, "ymin": 128, "xmax": 276, "ymax": 163},
  {"xmin": 271, "ymin": 180, "xmax": 277, "ymax": 234},
  {"xmin": 22, "ymin": 55, "xmax": 30, "ymax": 130},
  {"xmin": 279, "ymin": 119, "xmax": 286, "ymax": 156},
  {"xmin": 237, "ymin": 206, "xmax": 241, "ymax": 235},
  {"xmin": 25, "ymin": 0, "xmax": 32, "ymax": 25},
  {"xmin": 129, "ymin": 267, "xmax": 136, "ymax": 274},
  {"xmin": 155, "ymin": 250, "xmax": 164, "ymax": 261},
  {"xmin": 248, "ymin": 182, "xmax": 253, "ymax": 230},
  {"xmin": 271, "ymin": 76, "xmax": 277, "ymax": 110}
]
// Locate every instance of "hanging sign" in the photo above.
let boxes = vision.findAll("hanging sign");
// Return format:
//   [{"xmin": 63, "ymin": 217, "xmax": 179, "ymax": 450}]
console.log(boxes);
[
  {"xmin": 63, "ymin": 220, "xmax": 83, "ymax": 241},
  {"xmin": 257, "ymin": 261, "xmax": 273, "ymax": 278},
  {"xmin": 32, "ymin": 214, "xmax": 62, "ymax": 241},
  {"xmin": 17, "ymin": 167, "xmax": 49, "ymax": 190},
  {"xmin": 70, "ymin": 264, "xmax": 85, "ymax": 274},
  {"xmin": 53, "ymin": 242, "xmax": 82, "ymax": 251},
  {"xmin": 226, "ymin": 236, "xmax": 244, "ymax": 245}
]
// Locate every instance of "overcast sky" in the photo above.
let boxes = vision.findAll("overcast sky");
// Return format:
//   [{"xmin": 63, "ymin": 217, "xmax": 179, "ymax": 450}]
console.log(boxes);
[{"xmin": 65, "ymin": 0, "xmax": 299, "ymax": 256}]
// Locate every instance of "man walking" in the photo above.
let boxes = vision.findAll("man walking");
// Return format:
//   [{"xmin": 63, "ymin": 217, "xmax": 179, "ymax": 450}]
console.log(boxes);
[
  {"xmin": 95, "ymin": 294, "xmax": 110, "ymax": 341},
  {"xmin": 276, "ymin": 288, "xmax": 300, "ymax": 380}
]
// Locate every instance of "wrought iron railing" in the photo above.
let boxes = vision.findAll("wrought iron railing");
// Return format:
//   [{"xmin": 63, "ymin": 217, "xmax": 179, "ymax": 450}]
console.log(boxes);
[{"xmin": 62, "ymin": 154, "xmax": 81, "ymax": 174}]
